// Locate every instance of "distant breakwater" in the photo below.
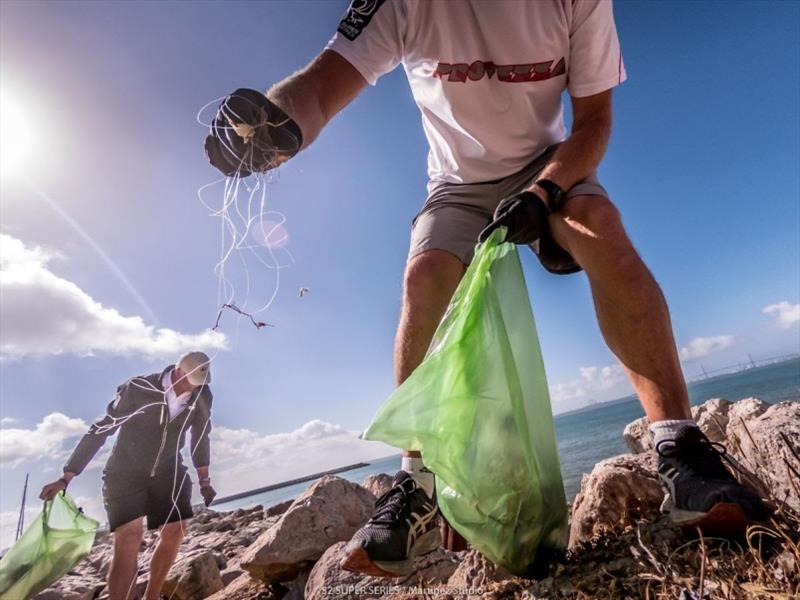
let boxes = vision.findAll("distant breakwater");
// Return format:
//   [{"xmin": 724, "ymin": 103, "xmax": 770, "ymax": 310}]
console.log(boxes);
[{"xmin": 209, "ymin": 462, "xmax": 369, "ymax": 506}]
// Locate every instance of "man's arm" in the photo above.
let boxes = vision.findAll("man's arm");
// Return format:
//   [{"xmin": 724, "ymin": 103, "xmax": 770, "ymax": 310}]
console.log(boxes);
[
  {"xmin": 267, "ymin": 49, "xmax": 369, "ymax": 150},
  {"xmin": 40, "ymin": 383, "xmax": 130, "ymax": 500},
  {"xmin": 528, "ymin": 90, "xmax": 613, "ymax": 208},
  {"xmin": 479, "ymin": 90, "xmax": 613, "ymax": 244},
  {"xmin": 191, "ymin": 390, "xmax": 217, "ymax": 506}
]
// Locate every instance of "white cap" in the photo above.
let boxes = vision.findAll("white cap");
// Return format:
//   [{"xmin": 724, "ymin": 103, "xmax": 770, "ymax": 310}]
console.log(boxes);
[{"xmin": 176, "ymin": 351, "xmax": 212, "ymax": 386}]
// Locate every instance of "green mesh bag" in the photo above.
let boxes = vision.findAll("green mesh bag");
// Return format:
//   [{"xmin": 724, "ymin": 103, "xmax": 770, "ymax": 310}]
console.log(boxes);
[
  {"xmin": 0, "ymin": 493, "xmax": 98, "ymax": 600},
  {"xmin": 363, "ymin": 229, "xmax": 567, "ymax": 574}
]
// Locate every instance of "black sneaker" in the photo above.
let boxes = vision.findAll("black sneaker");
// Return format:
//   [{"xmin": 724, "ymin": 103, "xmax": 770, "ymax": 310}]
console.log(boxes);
[
  {"xmin": 341, "ymin": 471, "xmax": 440, "ymax": 577},
  {"xmin": 656, "ymin": 425, "xmax": 769, "ymax": 534}
]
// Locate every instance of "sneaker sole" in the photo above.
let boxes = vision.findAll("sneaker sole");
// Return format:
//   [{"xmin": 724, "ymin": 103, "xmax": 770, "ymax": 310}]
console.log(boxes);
[
  {"xmin": 340, "ymin": 528, "xmax": 442, "ymax": 577},
  {"xmin": 670, "ymin": 501, "xmax": 753, "ymax": 536}
]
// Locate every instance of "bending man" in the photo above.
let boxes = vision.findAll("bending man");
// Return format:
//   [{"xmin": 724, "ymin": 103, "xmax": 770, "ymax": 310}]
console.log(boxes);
[
  {"xmin": 204, "ymin": 0, "xmax": 767, "ymax": 578},
  {"xmin": 40, "ymin": 351, "xmax": 217, "ymax": 600}
]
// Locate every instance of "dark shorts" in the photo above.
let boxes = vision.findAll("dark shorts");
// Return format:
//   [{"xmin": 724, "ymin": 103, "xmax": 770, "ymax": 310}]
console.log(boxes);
[
  {"xmin": 409, "ymin": 144, "xmax": 610, "ymax": 274},
  {"xmin": 102, "ymin": 469, "xmax": 193, "ymax": 531}
]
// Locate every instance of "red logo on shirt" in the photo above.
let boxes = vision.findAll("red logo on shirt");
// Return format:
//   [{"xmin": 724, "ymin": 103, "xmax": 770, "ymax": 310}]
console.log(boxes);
[{"xmin": 434, "ymin": 58, "xmax": 565, "ymax": 83}]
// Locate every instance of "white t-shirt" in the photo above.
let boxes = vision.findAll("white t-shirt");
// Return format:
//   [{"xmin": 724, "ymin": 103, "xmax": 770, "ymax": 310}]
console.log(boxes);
[
  {"xmin": 162, "ymin": 369, "xmax": 191, "ymax": 421},
  {"xmin": 327, "ymin": 0, "xmax": 626, "ymax": 184}
]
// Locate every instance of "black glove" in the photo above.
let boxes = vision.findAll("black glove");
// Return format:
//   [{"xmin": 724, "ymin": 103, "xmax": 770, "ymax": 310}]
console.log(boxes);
[
  {"xmin": 204, "ymin": 88, "xmax": 303, "ymax": 177},
  {"xmin": 200, "ymin": 484, "xmax": 217, "ymax": 507},
  {"xmin": 479, "ymin": 191, "xmax": 552, "ymax": 245}
]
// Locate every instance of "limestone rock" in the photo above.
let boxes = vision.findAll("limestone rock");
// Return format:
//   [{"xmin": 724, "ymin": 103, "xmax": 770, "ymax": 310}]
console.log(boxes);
[
  {"xmin": 284, "ymin": 568, "xmax": 311, "ymax": 600},
  {"xmin": 362, "ymin": 473, "xmax": 394, "ymax": 498},
  {"xmin": 446, "ymin": 549, "xmax": 517, "ymax": 598},
  {"xmin": 725, "ymin": 400, "xmax": 800, "ymax": 511},
  {"xmin": 240, "ymin": 475, "xmax": 376, "ymax": 583},
  {"xmin": 305, "ymin": 541, "xmax": 461, "ymax": 600},
  {"xmin": 621, "ymin": 417, "xmax": 651, "ymax": 454},
  {"xmin": 568, "ymin": 453, "xmax": 662, "ymax": 548},
  {"xmin": 265, "ymin": 499, "xmax": 294, "ymax": 518},
  {"xmin": 221, "ymin": 565, "xmax": 245, "ymax": 587},
  {"xmin": 204, "ymin": 573, "xmax": 273, "ymax": 600},
  {"xmin": 162, "ymin": 550, "xmax": 224, "ymax": 600}
]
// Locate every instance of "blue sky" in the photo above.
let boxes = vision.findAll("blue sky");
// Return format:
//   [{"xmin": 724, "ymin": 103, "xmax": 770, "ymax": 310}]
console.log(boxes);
[{"xmin": 1, "ymin": 1, "xmax": 798, "ymax": 542}]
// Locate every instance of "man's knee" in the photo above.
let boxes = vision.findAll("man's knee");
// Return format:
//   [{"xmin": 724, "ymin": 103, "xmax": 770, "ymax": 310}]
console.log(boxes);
[
  {"xmin": 562, "ymin": 196, "xmax": 624, "ymax": 238},
  {"xmin": 556, "ymin": 196, "xmax": 637, "ymax": 260},
  {"xmin": 114, "ymin": 519, "xmax": 143, "ymax": 546},
  {"xmin": 158, "ymin": 520, "xmax": 187, "ymax": 543},
  {"xmin": 403, "ymin": 250, "xmax": 464, "ymax": 304}
]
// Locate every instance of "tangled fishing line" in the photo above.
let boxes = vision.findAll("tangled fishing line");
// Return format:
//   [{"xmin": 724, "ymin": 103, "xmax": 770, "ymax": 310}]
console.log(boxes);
[{"xmin": 196, "ymin": 91, "xmax": 302, "ymax": 334}]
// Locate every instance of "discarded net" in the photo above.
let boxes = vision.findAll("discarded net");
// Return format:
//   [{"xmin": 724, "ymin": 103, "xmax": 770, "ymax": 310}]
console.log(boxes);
[
  {"xmin": 363, "ymin": 228, "xmax": 567, "ymax": 574},
  {"xmin": 0, "ymin": 493, "xmax": 98, "ymax": 600}
]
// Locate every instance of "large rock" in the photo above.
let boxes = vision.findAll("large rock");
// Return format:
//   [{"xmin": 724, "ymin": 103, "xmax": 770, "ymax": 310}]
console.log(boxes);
[
  {"xmin": 265, "ymin": 499, "xmax": 294, "ymax": 518},
  {"xmin": 725, "ymin": 401, "xmax": 800, "ymax": 511},
  {"xmin": 446, "ymin": 549, "xmax": 518, "ymax": 598},
  {"xmin": 239, "ymin": 475, "xmax": 376, "ymax": 583},
  {"xmin": 568, "ymin": 452, "xmax": 662, "ymax": 548},
  {"xmin": 305, "ymin": 541, "xmax": 461, "ymax": 600},
  {"xmin": 362, "ymin": 473, "xmax": 394, "ymax": 498},
  {"xmin": 161, "ymin": 550, "xmax": 224, "ymax": 600},
  {"xmin": 204, "ymin": 574, "xmax": 271, "ymax": 600}
]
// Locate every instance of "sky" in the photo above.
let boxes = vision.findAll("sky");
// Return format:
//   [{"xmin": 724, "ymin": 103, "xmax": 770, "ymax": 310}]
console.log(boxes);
[{"xmin": 0, "ymin": 0, "xmax": 798, "ymax": 545}]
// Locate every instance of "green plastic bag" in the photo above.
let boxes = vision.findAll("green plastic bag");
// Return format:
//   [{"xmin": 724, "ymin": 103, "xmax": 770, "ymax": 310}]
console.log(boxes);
[
  {"xmin": 363, "ymin": 229, "xmax": 567, "ymax": 574},
  {"xmin": 0, "ymin": 493, "xmax": 98, "ymax": 600}
]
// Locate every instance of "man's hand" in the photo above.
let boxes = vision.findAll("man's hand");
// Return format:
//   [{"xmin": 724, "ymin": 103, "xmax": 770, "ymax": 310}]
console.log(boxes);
[
  {"xmin": 39, "ymin": 478, "xmax": 67, "ymax": 501},
  {"xmin": 199, "ymin": 482, "xmax": 217, "ymax": 507},
  {"xmin": 479, "ymin": 191, "xmax": 551, "ymax": 245},
  {"xmin": 204, "ymin": 88, "xmax": 303, "ymax": 177}
]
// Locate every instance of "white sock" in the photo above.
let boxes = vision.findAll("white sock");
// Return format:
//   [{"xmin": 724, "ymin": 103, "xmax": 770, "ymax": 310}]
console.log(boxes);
[
  {"xmin": 649, "ymin": 419, "xmax": 697, "ymax": 449},
  {"xmin": 401, "ymin": 455, "xmax": 435, "ymax": 498}
]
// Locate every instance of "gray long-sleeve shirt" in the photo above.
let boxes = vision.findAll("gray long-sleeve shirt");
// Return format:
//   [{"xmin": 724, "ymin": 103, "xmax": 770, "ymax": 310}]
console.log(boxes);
[{"xmin": 64, "ymin": 366, "xmax": 213, "ymax": 477}]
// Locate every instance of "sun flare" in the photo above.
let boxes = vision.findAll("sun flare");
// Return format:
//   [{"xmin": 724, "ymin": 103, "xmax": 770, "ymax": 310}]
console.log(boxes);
[{"xmin": 0, "ymin": 92, "xmax": 34, "ymax": 178}]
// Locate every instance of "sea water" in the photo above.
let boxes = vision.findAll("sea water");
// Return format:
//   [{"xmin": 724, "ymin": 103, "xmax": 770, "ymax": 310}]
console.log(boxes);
[{"xmin": 213, "ymin": 358, "xmax": 799, "ymax": 511}]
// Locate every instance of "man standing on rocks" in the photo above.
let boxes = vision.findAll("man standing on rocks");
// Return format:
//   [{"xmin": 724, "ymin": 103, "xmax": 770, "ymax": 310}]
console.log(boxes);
[
  {"xmin": 39, "ymin": 351, "xmax": 217, "ymax": 600},
  {"xmin": 204, "ymin": 0, "xmax": 768, "ymax": 578}
]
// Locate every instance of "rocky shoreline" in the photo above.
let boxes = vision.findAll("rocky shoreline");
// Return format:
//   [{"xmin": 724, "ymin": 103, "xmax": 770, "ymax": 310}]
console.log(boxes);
[{"xmin": 37, "ymin": 398, "xmax": 799, "ymax": 599}]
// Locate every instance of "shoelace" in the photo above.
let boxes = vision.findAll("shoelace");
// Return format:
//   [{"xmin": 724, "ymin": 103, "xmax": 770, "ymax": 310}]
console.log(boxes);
[
  {"xmin": 369, "ymin": 478, "xmax": 417, "ymax": 525},
  {"xmin": 656, "ymin": 435, "xmax": 734, "ymax": 481}
]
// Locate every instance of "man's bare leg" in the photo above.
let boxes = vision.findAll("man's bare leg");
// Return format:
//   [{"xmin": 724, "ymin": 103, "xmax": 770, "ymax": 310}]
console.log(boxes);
[
  {"xmin": 143, "ymin": 520, "xmax": 187, "ymax": 600},
  {"xmin": 340, "ymin": 249, "xmax": 466, "ymax": 575},
  {"xmin": 395, "ymin": 249, "xmax": 466, "ymax": 462},
  {"xmin": 549, "ymin": 196, "xmax": 691, "ymax": 421},
  {"xmin": 395, "ymin": 250, "xmax": 467, "ymax": 549},
  {"xmin": 395, "ymin": 249, "xmax": 466, "ymax": 385},
  {"xmin": 108, "ymin": 518, "xmax": 143, "ymax": 600},
  {"xmin": 549, "ymin": 195, "xmax": 768, "ymax": 530}
]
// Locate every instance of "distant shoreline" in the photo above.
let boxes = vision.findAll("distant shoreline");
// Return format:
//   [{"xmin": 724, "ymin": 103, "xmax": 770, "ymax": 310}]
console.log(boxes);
[
  {"xmin": 553, "ymin": 354, "xmax": 799, "ymax": 419},
  {"xmin": 210, "ymin": 461, "xmax": 371, "ymax": 506}
]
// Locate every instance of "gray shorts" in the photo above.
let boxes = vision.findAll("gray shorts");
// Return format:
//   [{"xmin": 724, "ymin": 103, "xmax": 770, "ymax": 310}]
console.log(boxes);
[{"xmin": 409, "ymin": 144, "xmax": 609, "ymax": 274}]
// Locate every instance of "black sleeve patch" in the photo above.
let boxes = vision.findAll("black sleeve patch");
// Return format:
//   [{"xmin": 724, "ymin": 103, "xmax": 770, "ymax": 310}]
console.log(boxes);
[{"xmin": 337, "ymin": 0, "xmax": 387, "ymax": 41}]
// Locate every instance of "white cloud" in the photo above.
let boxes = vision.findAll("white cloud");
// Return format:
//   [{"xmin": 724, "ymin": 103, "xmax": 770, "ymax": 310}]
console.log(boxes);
[
  {"xmin": 550, "ymin": 363, "xmax": 629, "ymax": 406},
  {"xmin": 0, "ymin": 412, "xmax": 88, "ymax": 468},
  {"xmin": 0, "ymin": 234, "xmax": 227, "ymax": 358},
  {"xmin": 762, "ymin": 301, "xmax": 800, "ymax": 329},
  {"xmin": 679, "ymin": 335, "xmax": 735, "ymax": 361},
  {"xmin": 210, "ymin": 419, "xmax": 395, "ymax": 496},
  {"xmin": 0, "ymin": 417, "xmax": 17, "ymax": 425}
]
